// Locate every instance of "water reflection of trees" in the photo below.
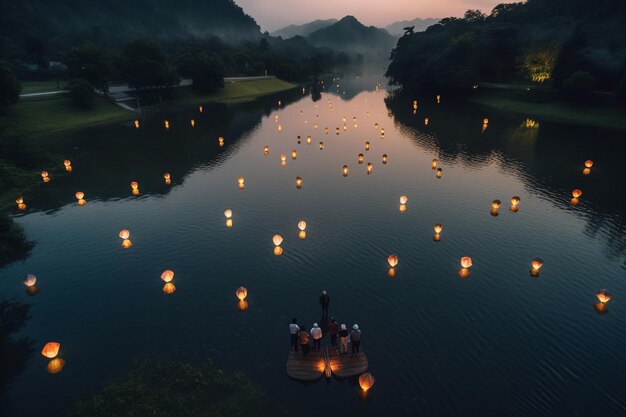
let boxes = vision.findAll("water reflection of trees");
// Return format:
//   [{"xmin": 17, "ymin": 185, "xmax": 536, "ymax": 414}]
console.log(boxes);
[
  {"xmin": 20, "ymin": 89, "xmax": 305, "ymax": 214},
  {"xmin": 386, "ymin": 91, "xmax": 626, "ymax": 259}
]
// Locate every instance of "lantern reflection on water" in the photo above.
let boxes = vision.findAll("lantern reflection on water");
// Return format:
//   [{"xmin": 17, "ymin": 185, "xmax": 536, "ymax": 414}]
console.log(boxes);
[
  {"xmin": 163, "ymin": 283, "xmax": 176, "ymax": 294},
  {"xmin": 237, "ymin": 300, "xmax": 249, "ymax": 312},
  {"xmin": 47, "ymin": 358, "xmax": 65, "ymax": 374}
]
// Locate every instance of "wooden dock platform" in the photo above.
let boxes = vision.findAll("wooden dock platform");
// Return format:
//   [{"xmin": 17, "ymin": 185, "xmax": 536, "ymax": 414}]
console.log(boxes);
[
  {"xmin": 286, "ymin": 345, "xmax": 368, "ymax": 381},
  {"xmin": 327, "ymin": 344, "xmax": 368, "ymax": 378},
  {"xmin": 286, "ymin": 349, "xmax": 325, "ymax": 381}
]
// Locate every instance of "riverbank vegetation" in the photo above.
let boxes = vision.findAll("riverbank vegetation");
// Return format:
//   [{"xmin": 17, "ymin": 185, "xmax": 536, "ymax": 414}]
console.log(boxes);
[
  {"xmin": 65, "ymin": 358, "xmax": 290, "ymax": 417},
  {"xmin": 386, "ymin": 0, "xmax": 626, "ymax": 104}
]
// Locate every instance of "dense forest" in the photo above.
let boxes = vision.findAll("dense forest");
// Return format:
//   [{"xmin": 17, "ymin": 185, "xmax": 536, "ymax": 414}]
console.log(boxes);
[{"xmin": 386, "ymin": 0, "xmax": 626, "ymax": 96}]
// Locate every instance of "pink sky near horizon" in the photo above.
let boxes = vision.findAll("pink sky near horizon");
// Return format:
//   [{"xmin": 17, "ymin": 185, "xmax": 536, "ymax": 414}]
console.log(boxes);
[{"xmin": 236, "ymin": 0, "xmax": 505, "ymax": 31}]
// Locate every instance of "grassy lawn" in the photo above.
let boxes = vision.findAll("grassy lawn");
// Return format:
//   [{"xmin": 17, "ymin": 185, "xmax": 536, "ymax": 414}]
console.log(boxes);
[
  {"xmin": 171, "ymin": 78, "xmax": 298, "ymax": 105},
  {"xmin": 466, "ymin": 91, "xmax": 626, "ymax": 130},
  {"xmin": 8, "ymin": 95, "xmax": 135, "ymax": 141},
  {"xmin": 21, "ymin": 80, "xmax": 65, "ymax": 93}
]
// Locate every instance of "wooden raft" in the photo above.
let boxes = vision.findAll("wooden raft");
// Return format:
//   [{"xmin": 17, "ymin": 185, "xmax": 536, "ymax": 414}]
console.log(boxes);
[
  {"xmin": 327, "ymin": 344, "xmax": 368, "ymax": 378},
  {"xmin": 286, "ymin": 345, "xmax": 368, "ymax": 381},
  {"xmin": 286, "ymin": 349, "xmax": 325, "ymax": 381}
]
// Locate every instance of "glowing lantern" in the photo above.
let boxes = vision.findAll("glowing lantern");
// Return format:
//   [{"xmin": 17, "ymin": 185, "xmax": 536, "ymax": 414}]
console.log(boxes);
[
  {"xmin": 436, "ymin": 168, "xmax": 442, "ymax": 178},
  {"xmin": 24, "ymin": 274, "xmax": 37, "ymax": 287},
  {"xmin": 413, "ymin": 100, "xmax": 418, "ymax": 110},
  {"xmin": 164, "ymin": 172, "xmax": 171, "ymax": 185},
  {"xmin": 425, "ymin": 118, "xmax": 429, "ymax": 125},
  {"xmin": 483, "ymin": 118, "xmax": 489, "ymax": 125},
  {"xmin": 510, "ymin": 196, "xmax": 521, "ymax": 212},
  {"xmin": 238, "ymin": 177, "xmax": 245, "ymax": 189},
  {"xmin": 224, "ymin": 209, "xmax": 232, "ymax": 219},
  {"xmin": 367, "ymin": 163, "xmax": 373, "ymax": 174},
  {"xmin": 16, "ymin": 197, "xmax": 26, "ymax": 211},
  {"xmin": 343, "ymin": 165, "xmax": 349, "ymax": 177},
  {"xmin": 235, "ymin": 286, "xmax": 248, "ymax": 301},
  {"xmin": 281, "ymin": 154, "xmax": 287, "ymax": 163},
  {"xmin": 596, "ymin": 289, "xmax": 612, "ymax": 304},
  {"xmin": 593, "ymin": 302, "xmax": 608, "ymax": 314},
  {"xmin": 119, "ymin": 230, "xmax": 130, "ymax": 240},
  {"xmin": 16, "ymin": 196, "xmax": 23, "ymax": 204},
  {"xmin": 278, "ymin": 124, "xmax": 283, "ymax": 132},
  {"xmin": 382, "ymin": 154, "xmax": 388, "ymax": 164},
  {"xmin": 278, "ymin": 100, "xmax": 282, "ymax": 107},
  {"xmin": 130, "ymin": 182, "xmax": 138, "ymax": 191},
  {"xmin": 461, "ymin": 257, "xmax": 473, "ymax": 269},
  {"xmin": 325, "ymin": 127, "xmax": 329, "ymax": 134},
  {"xmin": 365, "ymin": 142, "xmax": 370, "ymax": 151},
  {"xmin": 134, "ymin": 120, "xmax": 140, "ymax": 129},
  {"xmin": 319, "ymin": 142, "xmax": 324, "ymax": 150},
  {"xmin": 64, "ymin": 160, "xmax": 72, "ymax": 172},
  {"xmin": 358, "ymin": 154, "xmax": 364, "ymax": 164},
  {"xmin": 41, "ymin": 342, "xmax": 60, "ymax": 359},
  {"xmin": 388, "ymin": 254, "xmax": 399, "ymax": 267},
  {"xmin": 374, "ymin": 123, "xmax": 379, "ymax": 129},
  {"xmin": 75, "ymin": 192, "xmax": 86, "ymax": 205},
  {"xmin": 491, "ymin": 200, "xmax": 501, "ymax": 209},
  {"xmin": 400, "ymin": 195, "xmax": 408, "ymax": 205},
  {"xmin": 237, "ymin": 300, "xmax": 249, "ymax": 311},
  {"xmin": 274, "ymin": 246, "xmax": 284, "ymax": 256},
  {"xmin": 47, "ymin": 358, "xmax": 65, "ymax": 374},
  {"xmin": 296, "ymin": 176, "xmax": 302, "ymax": 189},
  {"xmin": 164, "ymin": 120, "xmax": 170, "ymax": 129},
  {"xmin": 161, "ymin": 270, "xmax": 174, "ymax": 283},
  {"xmin": 199, "ymin": 105, "xmax": 203, "ymax": 113},
  {"xmin": 219, "ymin": 137, "xmax": 225, "ymax": 147},
  {"xmin": 584, "ymin": 160, "xmax": 593, "ymax": 168},
  {"xmin": 275, "ymin": 115, "xmax": 279, "ymax": 122},
  {"xmin": 190, "ymin": 119, "xmax": 195, "ymax": 127},
  {"xmin": 381, "ymin": 128, "xmax": 385, "ymax": 137},
  {"xmin": 399, "ymin": 204, "xmax": 406, "ymax": 213},
  {"xmin": 41, "ymin": 171, "xmax": 50, "ymax": 182},
  {"xmin": 336, "ymin": 127, "xmax": 340, "ymax": 135},
  {"xmin": 163, "ymin": 283, "xmax": 176, "ymax": 294},
  {"xmin": 359, "ymin": 373, "xmax": 376, "ymax": 392},
  {"xmin": 291, "ymin": 150, "xmax": 297, "ymax": 159},
  {"xmin": 432, "ymin": 159, "xmax": 438, "ymax": 169},
  {"xmin": 307, "ymin": 136, "xmax": 312, "ymax": 144},
  {"xmin": 572, "ymin": 189, "xmax": 583, "ymax": 198},
  {"xmin": 298, "ymin": 221, "xmax": 307, "ymax": 231},
  {"xmin": 264, "ymin": 145, "xmax": 269, "ymax": 155},
  {"xmin": 121, "ymin": 239, "xmax": 133, "ymax": 249},
  {"xmin": 436, "ymin": 95, "xmax": 441, "ymax": 104},
  {"xmin": 530, "ymin": 257, "xmax": 544, "ymax": 277},
  {"xmin": 273, "ymin": 235, "xmax": 283, "ymax": 246},
  {"xmin": 434, "ymin": 224, "xmax": 443, "ymax": 234}
]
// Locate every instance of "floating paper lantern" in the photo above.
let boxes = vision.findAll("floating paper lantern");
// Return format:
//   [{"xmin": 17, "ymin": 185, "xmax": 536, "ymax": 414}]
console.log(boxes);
[
  {"xmin": 190, "ymin": 119, "xmax": 195, "ymax": 127},
  {"xmin": 530, "ymin": 257, "xmax": 544, "ymax": 277},
  {"xmin": 264, "ymin": 145, "xmax": 269, "ymax": 155},
  {"xmin": 381, "ymin": 128, "xmax": 385, "ymax": 137},
  {"xmin": 359, "ymin": 372, "xmax": 376, "ymax": 392},
  {"xmin": 425, "ymin": 118, "xmax": 429, "ymax": 125},
  {"xmin": 224, "ymin": 209, "xmax": 232, "ymax": 219},
  {"xmin": 281, "ymin": 154, "xmax": 287, "ymax": 163},
  {"xmin": 365, "ymin": 142, "xmax": 370, "ymax": 151},
  {"xmin": 491, "ymin": 200, "xmax": 502, "ymax": 209},
  {"xmin": 291, "ymin": 150, "xmax": 297, "ymax": 159},
  {"xmin": 161, "ymin": 270, "xmax": 174, "ymax": 283},
  {"xmin": 16, "ymin": 197, "xmax": 26, "ymax": 211},
  {"xmin": 436, "ymin": 95, "xmax": 441, "ymax": 104},
  {"xmin": 319, "ymin": 142, "xmax": 324, "ymax": 150},
  {"xmin": 41, "ymin": 342, "xmax": 60, "ymax": 359},
  {"xmin": 219, "ymin": 137, "xmax": 225, "ymax": 147},
  {"xmin": 275, "ymin": 115, "xmax": 279, "ymax": 122},
  {"xmin": 374, "ymin": 123, "xmax": 379, "ymax": 129},
  {"xmin": 199, "ymin": 105, "xmax": 203, "ymax": 113},
  {"xmin": 134, "ymin": 120, "xmax": 140, "ymax": 129},
  {"xmin": 400, "ymin": 195, "xmax": 408, "ymax": 205},
  {"xmin": 382, "ymin": 154, "xmax": 388, "ymax": 164},
  {"xmin": 596, "ymin": 289, "xmax": 612, "ymax": 304},
  {"xmin": 278, "ymin": 100, "xmax": 282, "ymax": 107},
  {"xmin": 119, "ymin": 230, "xmax": 130, "ymax": 239},
  {"xmin": 436, "ymin": 168, "xmax": 442, "ymax": 178},
  {"xmin": 511, "ymin": 196, "xmax": 521, "ymax": 207},
  {"xmin": 273, "ymin": 235, "xmax": 283, "ymax": 246},
  {"xmin": 296, "ymin": 177, "xmax": 302, "ymax": 189},
  {"xmin": 130, "ymin": 182, "xmax": 138, "ymax": 191},
  {"xmin": 235, "ymin": 286, "xmax": 248, "ymax": 301},
  {"xmin": 483, "ymin": 118, "xmax": 489, "ymax": 125},
  {"xmin": 358, "ymin": 154, "xmax": 364, "ymax": 164},
  {"xmin": 388, "ymin": 254, "xmax": 399, "ymax": 267},
  {"xmin": 413, "ymin": 100, "xmax": 418, "ymax": 110},
  {"xmin": 434, "ymin": 224, "xmax": 443, "ymax": 234},
  {"xmin": 584, "ymin": 160, "xmax": 593, "ymax": 168},
  {"xmin": 307, "ymin": 136, "xmax": 312, "ymax": 144},
  {"xmin": 64, "ymin": 160, "xmax": 72, "ymax": 172},
  {"xmin": 324, "ymin": 127, "xmax": 329, "ymax": 134},
  {"xmin": 278, "ymin": 124, "xmax": 283, "ymax": 132},
  {"xmin": 572, "ymin": 189, "xmax": 583, "ymax": 198},
  {"xmin": 163, "ymin": 283, "xmax": 176, "ymax": 294},
  {"xmin": 298, "ymin": 221, "xmax": 307, "ymax": 232},
  {"xmin": 164, "ymin": 120, "xmax": 170, "ymax": 129},
  {"xmin": 432, "ymin": 159, "xmax": 438, "ymax": 169},
  {"xmin": 41, "ymin": 171, "xmax": 50, "ymax": 182},
  {"xmin": 336, "ymin": 127, "xmax": 340, "ymax": 135},
  {"xmin": 461, "ymin": 257, "xmax": 473, "ymax": 269},
  {"xmin": 16, "ymin": 196, "xmax": 24, "ymax": 204},
  {"xmin": 24, "ymin": 274, "xmax": 37, "ymax": 287},
  {"xmin": 367, "ymin": 163, "xmax": 373, "ymax": 174},
  {"xmin": 164, "ymin": 173, "xmax": 171, "ymax": 185},
  {"xmin": 238, "ymin": 177, "xmax": 245, "ymax": 189},
  {"xmin": 75, "ymin": 192, "xmax": 86, "ymax": 205},
  {"xmin": 47, "ymin": 358, "xmax": 65, "ymax": 374},
  {"xmin": 343, "ymin": 165, "xmax": 349, "ymax": 177}
]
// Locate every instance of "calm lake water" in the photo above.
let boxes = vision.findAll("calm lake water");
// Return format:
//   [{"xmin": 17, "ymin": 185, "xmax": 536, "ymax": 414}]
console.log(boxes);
[{"xmin": 2, "ymin": 74, "xmax": 626, "ymax": 417}]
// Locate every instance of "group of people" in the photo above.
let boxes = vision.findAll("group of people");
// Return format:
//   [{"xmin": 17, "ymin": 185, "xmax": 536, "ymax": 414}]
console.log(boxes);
[{"xmin": 288, "ymin": 290, "xmax": 363, "ymax": 356}]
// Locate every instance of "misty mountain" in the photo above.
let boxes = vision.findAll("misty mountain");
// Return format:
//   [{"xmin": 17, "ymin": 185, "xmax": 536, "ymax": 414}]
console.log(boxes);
[
  {"xmin": 271, "ymin": 19, "xmax": 338, "ymax": 39},
  {"xmin": 0, "ymin": 0, "xmax": 261, "ymax": 53},
  {"xmin": 385, "ymin": 18, "xmax": 440, "ymax": 37},
  {"xmin": 306, "ymin": 16, "xmax": 395, "ymax": 57}
]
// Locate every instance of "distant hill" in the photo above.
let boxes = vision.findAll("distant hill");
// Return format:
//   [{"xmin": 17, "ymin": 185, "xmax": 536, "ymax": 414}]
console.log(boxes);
[
  {"xmin": 385, "ymin": 18, "xmax": 440, "ymax": 37},
  {"xmin": 306, "ymin": 16, "xmax": 395, "ymax": 57},
  {"xmin": 271, "ymin": 19, "xmax": 338, "ymax": 39},
  {"xmin": 0, "ymin": 0, "xmax": 261, "ymax": 54}
]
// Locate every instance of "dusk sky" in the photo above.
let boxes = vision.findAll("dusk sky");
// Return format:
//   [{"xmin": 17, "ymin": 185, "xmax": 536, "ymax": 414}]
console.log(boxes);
[{"xmin": 237, "ymin": 0, "xmax": 505, "ymax": 31}]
